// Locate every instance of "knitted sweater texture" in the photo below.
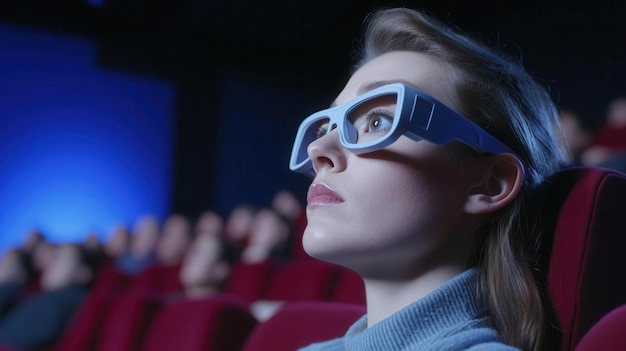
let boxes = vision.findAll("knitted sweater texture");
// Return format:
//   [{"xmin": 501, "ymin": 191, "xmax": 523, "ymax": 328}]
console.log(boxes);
[{"xmin": 299, "ymin": 269, "xmax": 520, "ymax": 351}]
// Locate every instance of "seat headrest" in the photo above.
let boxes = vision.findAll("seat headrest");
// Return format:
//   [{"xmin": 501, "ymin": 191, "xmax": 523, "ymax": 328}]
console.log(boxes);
[{"xmin": 535, "ymin": 166, "xmax": 626, "ymax": 350}]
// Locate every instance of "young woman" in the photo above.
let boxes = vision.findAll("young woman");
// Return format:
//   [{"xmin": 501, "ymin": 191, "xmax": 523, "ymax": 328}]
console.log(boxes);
[{"xmin": 289, "ymin": 7, "xmax": 570, "ymax": 351}]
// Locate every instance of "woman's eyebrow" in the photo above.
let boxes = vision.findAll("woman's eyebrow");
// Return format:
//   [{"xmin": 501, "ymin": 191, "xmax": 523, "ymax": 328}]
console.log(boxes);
[{"xmin": 329, "ymin": 79, "xmax": 418, "ymax": 108}]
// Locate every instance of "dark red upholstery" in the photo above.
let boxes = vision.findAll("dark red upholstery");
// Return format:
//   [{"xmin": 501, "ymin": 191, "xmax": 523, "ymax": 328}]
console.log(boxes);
[
  {"xmin": 90, "ymin": 263, "xmax": 132, "ymax": 294},
  {"xmin": 331, "ymin": 267, "xmax": 366, "ymax": 305},
  {"xmin": 242, "ymin": 301, "xmax": 365, "ymax": 351},
  {"xmin": 290, "ymin": 208, "xmax": 309, "ymax": 261},
  {"xmin": 225, "ymin": 260, "xmax": 276, "ymax": 302},
  {"xmin": 95, "ymin": 288, "xmax": 162, "ymax": 351},
  {"xmin": 141, "ymin": 294, "xmax": 257, "ymax": 351},
  {"xmin": 538, "ymin": 167, "xmax": 626, "ymax": 350},
  {"xmin": 575, "ymin": 304, "xmax": 626, "ymax": 351},
  {"xmin": 263, "ymin": 260, "xmax": 338, "ymax": 301},
  {"xmin": 131, "ymin": 263, "xmax": 184, "ymax": 294},
  {"xmin": 53, "ymin": 290, "xmax": 111, "ymax": 351}
]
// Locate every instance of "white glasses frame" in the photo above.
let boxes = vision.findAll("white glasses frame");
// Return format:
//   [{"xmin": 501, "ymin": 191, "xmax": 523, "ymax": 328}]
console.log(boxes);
[{"xmin": 289, "ymin": 83, "xmax": 524, "ymax": 178}]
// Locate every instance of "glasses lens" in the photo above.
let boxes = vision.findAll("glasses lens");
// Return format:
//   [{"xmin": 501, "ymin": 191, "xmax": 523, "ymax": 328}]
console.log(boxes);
[
  {"xmin": 345, "ymin": 93, "xmax": 398, "ymax": 145},
  {"xmin": 296, "ymin": 116, "xmax": 330, "ymax": 165}
]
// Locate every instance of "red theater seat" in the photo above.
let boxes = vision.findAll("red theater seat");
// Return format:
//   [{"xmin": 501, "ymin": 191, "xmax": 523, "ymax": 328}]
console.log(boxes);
[
  {"xmin": 141, "ymin": 294, "xmax": 257, "ymax": 351},
  {"xmin": 242, "ymin": 301, "xmax": 365, "ymax": 351},
  {"xmin": 538, "ymin": 167, "xmax": 626, "ymax": 350},
  {"xmin": 95, "ymin": 288, "xmax": 162, "ymax": 351},
  {"xmin": 131, "ymin": 263, "xmax": 184, "ymax": 295},
  {"xmin": 225, "ymin": 260, "xmax": 276, "ymax": 303},
  {"xmin": 53, "ymin": 290, "xmax": 111, "ymax": 351},
  {"xmin": 90, "ymin": 263, "xmax": 132, "ymax": 294},
  {"xmin": 331, "ymin": 267, "xmax": 366, "ymax": 305},
  {"xmin": 575, "ymin": 304, "xmax": 626, "ymax": 351},
  {"xmin": 262, "ymin": 260, "xmax": 337, "ymax": 302}
]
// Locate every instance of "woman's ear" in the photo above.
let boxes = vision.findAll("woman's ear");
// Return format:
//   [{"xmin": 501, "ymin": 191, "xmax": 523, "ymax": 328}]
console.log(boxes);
[{"xmin": 464, "ymin": 153, "xmax": 525, "ymax": 214}]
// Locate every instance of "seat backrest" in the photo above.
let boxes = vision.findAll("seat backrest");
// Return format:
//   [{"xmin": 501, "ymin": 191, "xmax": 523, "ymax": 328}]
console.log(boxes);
[
  {"xmin": 242, "ymin": 301, "xmax": 365, "ymax": 351},
  {"xmin": 574, "ymin": 304, "xmax": 626, "ymax": 351},
  {"xmin": 331, "ymin": 267, "xmax": 366, "ymax": 305},
  {"xmin": 262, "ymin": 260, "xmax": 338, "ymax": 301},
  {"xmin": 131, "ymin": 264, "xmax": 184, "ymax": 295},
  {"xmin": 141, "ymin": 294, "xmax": 257, "ymax": 351},
  {"xmin": 95, "ymin": 288, "xmax": 162, "ymax": 351},
  {"xmin": 53, "ymin": 290, "xmax": 111, "ymax": 351},
  {"xmin": 537, "ymin": 166, "xmax": 626, "ymax": 350},
  {"xmin": 225, "ymin": 260, "xmax": 276, "ymax": 302},
  {"xmin": 90, "ymin": 263, "xmax": 132, "ymax": 294}
]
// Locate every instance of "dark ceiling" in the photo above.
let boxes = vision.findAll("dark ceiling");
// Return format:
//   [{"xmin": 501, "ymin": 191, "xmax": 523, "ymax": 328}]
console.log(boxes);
[{"xmin": 2, "ymin": 0, "xmax": 626, "ymax": 119}]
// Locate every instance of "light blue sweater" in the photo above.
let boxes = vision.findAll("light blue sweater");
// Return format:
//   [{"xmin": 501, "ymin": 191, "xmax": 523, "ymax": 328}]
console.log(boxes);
[{"xmin": 299, "ymin": 269, "xmax": 520, "ymax": 350}]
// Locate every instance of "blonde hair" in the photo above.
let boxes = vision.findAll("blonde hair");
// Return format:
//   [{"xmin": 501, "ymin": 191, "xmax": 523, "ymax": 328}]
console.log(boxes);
[{"xmin": 358, "ymin": 8, "xmax": 570, "ymax": 350}]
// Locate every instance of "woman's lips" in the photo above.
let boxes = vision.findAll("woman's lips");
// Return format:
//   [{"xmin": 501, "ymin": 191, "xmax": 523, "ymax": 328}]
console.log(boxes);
[{"xmin": 307, "ymin": 182, "xmax": 344, "ymax": 206}]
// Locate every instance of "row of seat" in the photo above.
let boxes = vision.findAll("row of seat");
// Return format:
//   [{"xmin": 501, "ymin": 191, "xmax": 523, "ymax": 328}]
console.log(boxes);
[
  {"xmin": 90, "ymin": 258, "xmax": 366, "ymax": 304},
  {"xmin": 14, "ymin": 165, "xmax": 626, "ymax": 351},
  {"xmin": 49, "ymin": 258, "xmax": 365, "ymax": 351}
]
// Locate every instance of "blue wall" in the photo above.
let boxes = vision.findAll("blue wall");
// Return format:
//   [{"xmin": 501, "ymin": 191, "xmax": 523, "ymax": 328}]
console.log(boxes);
[
  {"xmin": 0, "ymin": 23, "xmax": 176, "ymax": 253},
  {"xmin": 214, "ymin": 74, "xmax": 318, "ymax": 215}
]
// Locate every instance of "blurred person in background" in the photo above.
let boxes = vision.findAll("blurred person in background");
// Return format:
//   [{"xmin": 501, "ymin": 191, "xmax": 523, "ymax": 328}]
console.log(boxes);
[
  {"xmin": 129, "ymin": 214, "xmax": 192, "ymax": 294},
  {"xmin": 103, "ymin": 224, "xmax": 131, "ymax": 264},
  {"xmin": 241, "ymin": 208, "xmax": 292, "ymax": 264},
  {"xmin": 193, "ymin": 210, "xmax": 225, "ymax": 238},
  {"xmin": 178, "ymin": 233, "xmax": 240, "ymax": 300},
  {"xmin": 271, "ymin": 190, "xmax": 303, "ymax": 223},
  {"xmin": 271, "ymin": 189, "xmax": 308, "ymax": 260},
  {"xmin": 224, "ymin": 204, "xmax": 256, "ymax": 249},
  {"xmin": 0, "ymin": 249, "xmax": 33, "ymax": 319},
  {"xmin": 558, "ymin": 109, "xmax": 592, "ymax": 165},
  {"xmin": 581, "ymin": 96, "xmax": 626, "ymax": 173},
  {"xmin": 19, "ymin": 231, "xmax": 44, "ymax": 256},
  {"xmin": 0, "ymin": 243, "xmax": 101, "ymax": 351},
  {"xmin": 116, "ymin": 214, "xmax": 160, "ymax": 275},
  {"xmin": 154, "ymin": 214, "xmax": 193, "ymax": 267},
  {"xmin": 27, "ymin": 237, "xmax": 57, "ymax": 294}
]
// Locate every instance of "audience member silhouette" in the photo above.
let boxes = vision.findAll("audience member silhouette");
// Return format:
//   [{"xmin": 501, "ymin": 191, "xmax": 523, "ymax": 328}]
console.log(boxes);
[
  {"xmin": 271, "ymin": 190, "xmax": 307, "ymax": 260},
  {"xmin": 127, "ymin": 214, "xmax": 192, "ymax": 294},
  {"xmin": 271, "ymin": 190, "xmax": 303, "ymax": 223},
  {"xmin": 178, "ymin": 233, "xmax": 240, "ymax": 300},
  {"xmin": 0, "ymin": 243, "xmax": 100, "ymax": 351},
  {"xmin": 224, "ymin": 205, "xmax": 256, "ymax": 249},
  {"xmin": 103, "ymin": 224, "xmax": 131, "ymax": 263},
  {"xmin": 193, "ymin": 210, "xmax": 225, "ymax": 237},
  {"xmin": 116, "ymin": 215, "xmax": 159, "ymax": 275},
  {"xmin": 581, "ymin": 97, "xmax": 626, "ymax": 172},
  {"xmin": 558, "ymin": 109, "xmax": 592, "ymax": 165},
  {"xmin": 241, "ymin": 208, "xmax": 292, "ymax": 264},
  {"xmin": 155, "ymin": 214, "xmax": 193, "ymax": 267},
  {"xmin": 19, "ymin": 231, "xmax": 44, "ymax": 256},
  {"xmin": 0, "ymin": 250, "xmax": 32, "ymax": 319},
  {"xmin": 27, "ymin": 237, "xmax": 56, "ymax": 294}
]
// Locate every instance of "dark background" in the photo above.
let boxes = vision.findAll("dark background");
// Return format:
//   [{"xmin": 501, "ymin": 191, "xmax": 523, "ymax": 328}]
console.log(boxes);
[{"xmin": 2, "ymin": 0, "xmax": 625, "ymax": 219}]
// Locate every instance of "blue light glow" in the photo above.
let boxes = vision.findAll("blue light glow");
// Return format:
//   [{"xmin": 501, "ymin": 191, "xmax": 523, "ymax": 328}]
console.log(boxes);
[{"xmin": 0, "ymin": 24, "xmax": 175, "ymax": 254}]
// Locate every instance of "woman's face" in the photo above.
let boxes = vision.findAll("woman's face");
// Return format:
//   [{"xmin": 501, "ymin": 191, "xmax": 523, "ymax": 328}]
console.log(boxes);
[{"xmin": 302, "ymin": 51, "xmax": 481, "ymax": 277}]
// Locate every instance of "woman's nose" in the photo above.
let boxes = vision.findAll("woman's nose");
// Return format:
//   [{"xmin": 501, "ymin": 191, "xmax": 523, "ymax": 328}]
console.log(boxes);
[{"xmin": 307, "ymin": 128, "xmax": 348, "ymax": 176}]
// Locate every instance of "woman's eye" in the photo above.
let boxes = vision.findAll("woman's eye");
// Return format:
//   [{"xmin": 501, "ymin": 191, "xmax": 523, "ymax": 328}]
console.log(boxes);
[
  {"xmin": 368, "ymin": 115, "xmax": 392, "ymax": 133},
  {"xmin": 360, "ymin": 111, "xmax": 393, "ymax": 135}
]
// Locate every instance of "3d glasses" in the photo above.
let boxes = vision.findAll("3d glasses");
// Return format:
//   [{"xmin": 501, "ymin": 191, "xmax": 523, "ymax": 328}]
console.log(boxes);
[{"xmin": 290, "ymin": 82, "xmax": 523, "ymax": 178}]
